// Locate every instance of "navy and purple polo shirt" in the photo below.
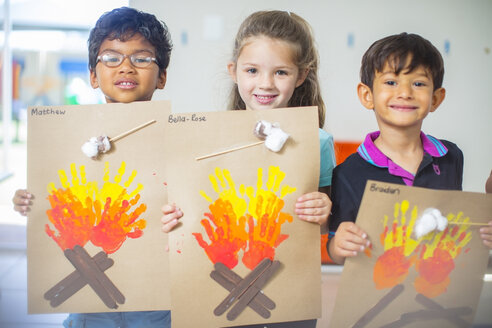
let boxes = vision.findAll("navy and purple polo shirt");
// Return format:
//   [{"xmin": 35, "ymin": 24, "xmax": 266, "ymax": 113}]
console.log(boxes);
[{"xmin": 328, "ymin": 131, "xmax": 463, "ymax": 233}]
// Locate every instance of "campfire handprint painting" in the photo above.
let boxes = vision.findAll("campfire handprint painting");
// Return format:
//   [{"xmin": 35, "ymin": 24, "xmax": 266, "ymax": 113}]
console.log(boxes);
[
  {"xmin": 192, "ymin": 166, "xmax": 295, "ymax": 320},
  {"xmin": 374, "ymin": 200, "xmax": 473, "ymax": 297},
  {"xmin": 330, "ymin": 181, "xmax": 491, "ymax": 328},
  {"xmin": 43, "ymin": 162, "xmax": 147, "ymax": 309}
]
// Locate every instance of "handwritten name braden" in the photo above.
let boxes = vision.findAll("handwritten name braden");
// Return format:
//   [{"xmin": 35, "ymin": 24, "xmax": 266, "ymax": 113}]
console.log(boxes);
[{"xmin": 370, "ymin": 183, "xmax": 400, "ymax": 195}]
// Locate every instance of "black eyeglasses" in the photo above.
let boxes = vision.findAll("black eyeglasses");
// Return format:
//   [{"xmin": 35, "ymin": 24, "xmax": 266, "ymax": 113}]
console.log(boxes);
[{"xmin": 96, "ymin": 51, "xmax": 158, "ymax": 68}]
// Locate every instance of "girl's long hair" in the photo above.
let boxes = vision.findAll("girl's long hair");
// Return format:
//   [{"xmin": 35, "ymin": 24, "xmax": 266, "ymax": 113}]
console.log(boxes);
[{"xmin": 227, "ymin": 10, "xmax": 325, "ymax": 128}]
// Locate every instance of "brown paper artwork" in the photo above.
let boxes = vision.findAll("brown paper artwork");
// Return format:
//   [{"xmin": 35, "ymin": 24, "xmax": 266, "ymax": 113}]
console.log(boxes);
[
  {"xmin": 165, "ymin": 107, "xmax": 322, "ymax": 327},
  {"xmin": 27, "ymin": 101, "xmax": 172, "ymax": 314},
  {"xmin": 330, "ymin": 180, "xmax": 492, "ymax": 328}
]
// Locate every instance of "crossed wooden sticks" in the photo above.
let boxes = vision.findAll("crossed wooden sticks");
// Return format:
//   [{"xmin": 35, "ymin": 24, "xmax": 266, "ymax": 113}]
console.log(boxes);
[
  {"xmin": 44, "ymin": 245, "xmax": 125, "ymax": 309},
  {"xmin": 211, "ymin": 258, "xmax": 281, "ymax": 321},
  {"xmin": 353, "ymin": 284, "xmax": 472, "ymax": 328}
]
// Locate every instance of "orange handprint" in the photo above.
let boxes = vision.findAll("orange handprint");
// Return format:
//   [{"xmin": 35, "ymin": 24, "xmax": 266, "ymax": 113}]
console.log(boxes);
[
  {"xmin": 46, "ymin": 188, "xmax": 95, "ymax": 250},
  {"xmin": 243, "ymin": 210, "xmax": 292, "ymax": 270},
  {"xmin": 91, "ymin": 192, "xmax": 147, "ymax": 254},
  {"xmin": 194, "ymin": 167, "xmax": 296, "ymax": 269},
  {"xmin": 192, "ymin": 198, "xmax": 247, "ymax": 269},
  {"xmin": 413, "ymin": 212, "xmax": 472, "ymax": 298},
  {"xmin": 45, "ymin": 162, "xmax": 147, "ymax": 254},
  {"xmin": 373, "ymin": 200, "xmax": 420, "ymax": 289}
]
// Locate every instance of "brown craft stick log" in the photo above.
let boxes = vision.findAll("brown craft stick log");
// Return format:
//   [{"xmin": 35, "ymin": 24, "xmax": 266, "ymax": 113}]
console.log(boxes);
[
  {"xmin": 109, "ymin": 119, "xmax": 156, "ymax": 143},
  {"xmin": 210, "ymin": 270, "xmax": 271, "ymax": 319},
  {"xmin": 214, "ymin": 262, "xmax": 275, "ymax": 310},
  {"xmin": 214, "ymin": 258, "xmax": 272, "ymax": 316},
  {"xmin": 64, "ymin": 248, "xmax": 117, "ymax": 309},
  {"xmin": 47, "ymin": 253, "xmax": 114, "ymax": 307},
  {"xmin": 196, "ymin": 141, "xmax": 264, "ymax": 161},
  {"xmin": 352, "ymin": 284, "xmax": 405, "ymax": 328},
  {"xmin": 226, "ymin": 260, "xmax": 281, "ymax": 321},
  {"xmin": 45, "ymin": 251, "xmax": 108, "ymax": 300},
  {"xmin": 73, "ymin": 245, "xmax": 125, "ymax": 305},
  {"xmin": 400, "ymin": 308, "xmax": 472, "ymax": 321},
  {"xmin": 415, "ymin": 293, "xmax": 471, "ymax": 328}
]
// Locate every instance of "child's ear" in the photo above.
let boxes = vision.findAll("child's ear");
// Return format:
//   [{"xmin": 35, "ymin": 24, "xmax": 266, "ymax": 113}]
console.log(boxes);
[
  {"xmin": 90, "ymin": 70, "xmax": 99, "ymax": 89},
  {"xmin": 430, "ymin": 87, "xmax": 445, "ymax": 112},
  {"xmin": 295, "ymin": 68, "xmax": 310, "ymax": 88},
  {"xmin": 357, "ymin": 83, "xmax": 374, "ymax": 110},
  {"xmin": 227, "ymin": 62, "xmax": 237, "ymax": 83},
  {"xmin": 156, "ymin": 70, "xmax": 167, "ymax": 90}
]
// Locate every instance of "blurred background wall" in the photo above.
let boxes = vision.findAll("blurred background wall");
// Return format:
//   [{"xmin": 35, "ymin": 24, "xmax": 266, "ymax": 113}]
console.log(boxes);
[
  {"xmin": 132, "ymin": 0, "xmax": 492, "ymax": 193},
  {"xmin": 1, "ymin": 0, "xmax": 491, "ymax": 192}
]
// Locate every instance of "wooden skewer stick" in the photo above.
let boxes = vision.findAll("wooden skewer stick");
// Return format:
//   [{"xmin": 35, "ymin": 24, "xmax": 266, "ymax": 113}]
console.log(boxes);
[
  {"xmin": 448, "ymin": 221, "xmax": 490, "ymax": 226},
  {"xmin": 109, "ymin": 119, "xmax": 156, "ymax": 143},
  {"xmin": 196, "ymin": 141, "xmax": 264, "ymax": 161}
]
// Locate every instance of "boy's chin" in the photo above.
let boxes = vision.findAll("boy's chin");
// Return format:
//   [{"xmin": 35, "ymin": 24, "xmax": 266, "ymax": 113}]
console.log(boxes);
[{"xmin": 105, "ymin": 96, "xmax": 151, "ymax": 104}]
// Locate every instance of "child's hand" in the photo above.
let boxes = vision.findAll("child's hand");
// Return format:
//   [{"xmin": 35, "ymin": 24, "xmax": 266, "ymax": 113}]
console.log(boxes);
[
  {"xmin": 480, "ymin": 221, "xmax": 492, "ymax": 248},
  {"xmin": 161, "ymin": 203, "xmax": 183, "ymax": 233},
  {"xmin": 12, "ymin": 189, "xmax": 33, "ymax": 216},
  {"xmin": 295, "ymin": 191, "xmax": 331, "ymax": 230},
  {"xmin": 328, "ymin": 222, "xmax": 370, "ymax": 264}
]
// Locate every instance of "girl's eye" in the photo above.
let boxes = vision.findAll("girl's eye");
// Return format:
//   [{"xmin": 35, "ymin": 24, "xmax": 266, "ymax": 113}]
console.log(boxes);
[
  {"xmin": 276, "ymin": 70, "xmax": 287, "ymax": 76},
  {"xmin": 246, "ymin": 68, "xmax": 257, "ymax": 74}
]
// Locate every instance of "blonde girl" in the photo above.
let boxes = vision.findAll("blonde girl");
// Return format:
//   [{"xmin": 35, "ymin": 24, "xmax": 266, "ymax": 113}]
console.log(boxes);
[
  {"xmin": 162, "ymin": 11, "xmax": 334, "ymax": 327},
  {"xmin": 162, "ymin": 11, "xmax": 335, "ymax": 236}
]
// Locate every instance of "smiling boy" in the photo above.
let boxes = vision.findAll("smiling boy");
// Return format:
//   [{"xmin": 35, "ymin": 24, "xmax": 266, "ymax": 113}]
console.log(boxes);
[
  {"xmin": 13, "ymin": 6, "xmax": 173, "ymax": 327},
  {"xmin": 326, "ymin": 33, "xmax": 492, "ymax": 264}
]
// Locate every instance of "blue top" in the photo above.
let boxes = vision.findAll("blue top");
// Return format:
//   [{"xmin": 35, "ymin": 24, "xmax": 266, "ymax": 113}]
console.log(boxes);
[
  {"xmin": 319, "ymin": 128, "xmax": 336, "ymax": 187},
  {"xmin": 63, "ymin": 310, "xmax": 170, "ymax": 328},
  {"xmin": 328, "ymin": 131, "xmax": 463, "ymax": 233}
]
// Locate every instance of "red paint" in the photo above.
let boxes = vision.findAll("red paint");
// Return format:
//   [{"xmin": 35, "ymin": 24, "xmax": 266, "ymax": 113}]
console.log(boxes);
[
  {"xmin": 414, "ymin": 248, "xmax": 455, "ymax": 297},
  {"xmin": 457, "ymin": 231, "xmax": 466, "ymax": 243},
  {"xmin": 91, "ymin": 195, "xmax": 147, "ymax": 254},
  {"xmin": 391, "ymin": 222, "xmax": 398, "ymax": 244},
  {"xmin": 373, "ymin": 246, "xmax": 412, "ymax": 289},
  {"xmin": 380, "ymin": 225, "xmax": 389, "ymax": 246},
  {"xmin": 192, "ymin": 212, "xmax": 247, "ymax": 269}
]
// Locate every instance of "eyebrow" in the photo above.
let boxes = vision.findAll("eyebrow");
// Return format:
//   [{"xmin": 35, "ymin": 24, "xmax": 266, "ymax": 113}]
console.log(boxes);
[
  {"xmin": 239, "ymin": 62, "xmax": 296, "ymax": 70},
  {"xmin": 380, "ymin": 70, "xmax": 430, "ymax": 78},
  {"xmin": 99, "ymin": 49, "xmax": 155, "ymax": 55}
]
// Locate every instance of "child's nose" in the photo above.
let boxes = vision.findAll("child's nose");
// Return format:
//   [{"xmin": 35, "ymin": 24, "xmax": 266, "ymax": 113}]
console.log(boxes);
[
  {"xmin": 259, "ymin": 73, "xmax": 274, "ymax": 88},
  {"xmin": 397, "ymin": 82, "xmax": 413, "ymax": 98},
  {"xmin": 118, "ymin": 56, "xmax": 135, "ymax": 73}
]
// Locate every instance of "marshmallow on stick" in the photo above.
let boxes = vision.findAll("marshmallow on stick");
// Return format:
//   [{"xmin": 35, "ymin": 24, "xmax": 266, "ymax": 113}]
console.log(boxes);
[
  {"xmin": 413, "ymin": 207, "xmax": 490, "ymax": 239},
  {"xmin": 81, "ymin": 119, "xmax": 156, "ymax": 159},
  {"xmin": 195, "ymin": 120, "xmax": 289, "ymax": 161},
  {"xmin": 254, "ymin": 120, "xmax": 290, "ymax": 152},
  {"xmin": 413, "ymin": 208, "xmax": 448, "ymax": 239}
]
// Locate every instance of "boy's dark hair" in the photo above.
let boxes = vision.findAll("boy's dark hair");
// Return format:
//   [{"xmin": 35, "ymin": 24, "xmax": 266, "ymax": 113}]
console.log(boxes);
[
  {"xmin": 360, "ymin": 32, "xmax": 444, "ymax": 90},
  {"xmin": 88, "ymin": 7, "xmax": 172, "ymax": 74}
]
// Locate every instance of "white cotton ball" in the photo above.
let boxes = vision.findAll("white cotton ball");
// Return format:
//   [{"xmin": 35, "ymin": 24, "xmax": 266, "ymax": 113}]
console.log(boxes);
[
  {"xmin": 414, "ymin": 207, "xmax": 448, "ymax": 239},
  {"xmin": 264, "ymin": 127, "xmax": 289, "ymax": 152},
  {"xmin": 435, "ymin": 212, "xmax": 448, "ymax": 231},
  {"xmin": 81, "ymin": 137, "xmax": 100, "ymax": 158}
]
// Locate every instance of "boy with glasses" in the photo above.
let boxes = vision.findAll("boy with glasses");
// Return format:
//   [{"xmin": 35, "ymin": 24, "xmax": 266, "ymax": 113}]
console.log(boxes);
[{"xmin": 13, "ymin": 6, "xmax": 172, "ymax": 327}]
